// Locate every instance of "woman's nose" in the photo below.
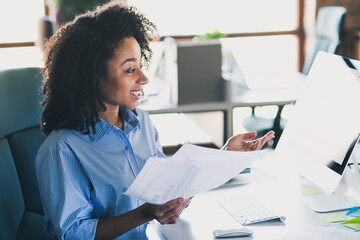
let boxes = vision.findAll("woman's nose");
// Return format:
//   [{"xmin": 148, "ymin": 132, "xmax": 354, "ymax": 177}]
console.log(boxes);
[{"xmin": 137, "ymin": 68, "xmax": 149, "ymax": 85}]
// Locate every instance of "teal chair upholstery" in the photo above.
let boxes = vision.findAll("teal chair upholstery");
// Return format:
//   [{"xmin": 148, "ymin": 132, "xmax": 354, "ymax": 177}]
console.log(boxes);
[
  {"xmin": 243, "ymin": 6, "xmax": 347, "ymax": 148},
  {"xmin": 0, "ymin": 67, "xmax": 46, "ymax": 239}
]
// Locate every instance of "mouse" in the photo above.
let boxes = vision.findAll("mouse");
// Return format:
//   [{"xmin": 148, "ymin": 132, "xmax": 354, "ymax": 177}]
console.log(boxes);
[{"xmin": 213, "ymin": 228, "xmax": 253, "ymax": 238}]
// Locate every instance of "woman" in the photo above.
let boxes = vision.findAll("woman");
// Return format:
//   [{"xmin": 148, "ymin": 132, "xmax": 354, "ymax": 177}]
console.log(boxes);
[{"xmin": 35, "ymin": 1, "xmax": 274, "ymax": 239}]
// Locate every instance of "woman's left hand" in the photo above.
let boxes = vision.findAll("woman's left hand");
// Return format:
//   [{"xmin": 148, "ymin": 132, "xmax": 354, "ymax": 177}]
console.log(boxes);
[
  {"xmin": 144, "ymin": 197, "xmax": 191, "ymax": 225},
  {"xmin": 222, "ymin": 131, "xmax": 275, "ymax": 151}
]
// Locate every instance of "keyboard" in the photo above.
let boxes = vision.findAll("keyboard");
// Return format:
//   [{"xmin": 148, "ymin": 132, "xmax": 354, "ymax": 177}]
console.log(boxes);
[{"xmin": 217, "ymin": 194, "xmax": 286, "ymax": 225}]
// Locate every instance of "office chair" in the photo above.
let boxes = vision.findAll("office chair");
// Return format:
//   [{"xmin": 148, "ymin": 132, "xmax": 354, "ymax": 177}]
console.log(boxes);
[
  {"xmin": 0, "ymin": 67, "xmax": 47, "ymax": 239},
  {"xmin": 243, "ymin": 6, "xmax": 347, "ymax": 148}
]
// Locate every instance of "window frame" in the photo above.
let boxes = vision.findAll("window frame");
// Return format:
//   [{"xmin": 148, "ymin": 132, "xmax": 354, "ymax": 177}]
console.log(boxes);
[
  {"xmin": 0, "ymin": 0, "xmax": 305, "ymax": 71},
  {"xmin": 165, "ymin": 0, "xmax": 305, "ymax": 71}
]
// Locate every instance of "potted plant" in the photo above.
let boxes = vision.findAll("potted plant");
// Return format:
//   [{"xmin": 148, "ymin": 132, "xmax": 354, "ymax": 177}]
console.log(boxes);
[{"xmin": 193, "ymin": 29, "xmax": 228, "ymax": 41}]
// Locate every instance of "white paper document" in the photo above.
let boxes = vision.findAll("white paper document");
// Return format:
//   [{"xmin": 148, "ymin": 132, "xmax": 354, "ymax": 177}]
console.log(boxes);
[
  {"xmin": 124, "ymin": 143, "xmax": 266, "ymax": 204},
  {"xmin": 275, "ymin": 226, "xmax": 360, "ymax": 240}
]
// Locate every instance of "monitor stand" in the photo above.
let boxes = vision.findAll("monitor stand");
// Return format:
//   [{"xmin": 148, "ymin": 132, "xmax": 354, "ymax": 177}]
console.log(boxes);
[
  {"xmin": 302, "ymin": 188, "xmax": 360, "ymax": 213},
  {"xmin": 301, "ymin": 155, "xmax": 360, "ymax": 213}
]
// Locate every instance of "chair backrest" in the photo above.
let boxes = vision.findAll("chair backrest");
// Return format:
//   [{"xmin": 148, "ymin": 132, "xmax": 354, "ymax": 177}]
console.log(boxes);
[
  {"xmin": 0, "ymin": 67, "xmax": 46, "ymax": 239},
  {"xmin": 302, "ymin": 6, "xmax": 347, "ymax": 75}
]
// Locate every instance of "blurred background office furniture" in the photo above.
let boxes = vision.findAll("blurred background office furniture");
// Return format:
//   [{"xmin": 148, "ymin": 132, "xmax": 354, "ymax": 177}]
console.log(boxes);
[
  {"xmin": 349, "ymin": 30, "xmax": 360, "ymax": 61},
  {"xmin": 37, "ymin": 16, "xmax": 55, "ymax": 52},
  {"xmin": 176, "ymin": 41, "xmax": 224, "ymax": 105},
  {"xmin": 4, "ymin": 0, "xmax": 360, "ymax": 155},
  {"xmin": 0, "ymin": 67, "xmax": 46, "ymax": 239},
  {"xmin": 36, "ymin": 1, "xmax": 110, "ymax": 52},
  {"xmin": 140, "ymin": 39, "xmax": 303, "ymax": 151},
  {"xmin": 302, "ymin": 6, "xmax": 347, "ymax": 74},
  {"xmin": 242, "ymin": 6, "xmax": 347, "ymax": 148}
]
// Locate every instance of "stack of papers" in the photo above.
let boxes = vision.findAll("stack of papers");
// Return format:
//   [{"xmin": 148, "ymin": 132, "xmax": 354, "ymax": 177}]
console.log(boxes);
[{"xmin": 124, "ymin": 143, "xmax": 266, "ymax": 204}]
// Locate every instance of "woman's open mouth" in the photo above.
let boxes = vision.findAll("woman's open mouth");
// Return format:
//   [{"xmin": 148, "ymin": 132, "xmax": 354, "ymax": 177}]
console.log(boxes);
[{"xmin": 130, "ymin": 90, "xmax": 144, "ymax": 100}]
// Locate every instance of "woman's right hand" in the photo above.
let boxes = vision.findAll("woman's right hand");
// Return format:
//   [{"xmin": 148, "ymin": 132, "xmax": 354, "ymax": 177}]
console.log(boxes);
[
  {"xmin": 143, "ymin": 198, "xmax": 191, "ymax": 224},
  {"xmin": 95, "ymin": 197, "xmax": 191, "ymax": 239}
]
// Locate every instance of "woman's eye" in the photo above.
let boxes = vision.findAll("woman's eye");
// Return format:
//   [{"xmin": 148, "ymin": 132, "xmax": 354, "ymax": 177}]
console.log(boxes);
[{"xmin": 126, "ymin": 68, "xmax": 136, "ymax": 73}]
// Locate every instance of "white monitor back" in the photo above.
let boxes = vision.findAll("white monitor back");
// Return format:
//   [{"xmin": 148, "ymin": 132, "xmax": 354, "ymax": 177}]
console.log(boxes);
[{"xmin": 275, "ymin": 52, "xmax": 360, "ymax": 211}]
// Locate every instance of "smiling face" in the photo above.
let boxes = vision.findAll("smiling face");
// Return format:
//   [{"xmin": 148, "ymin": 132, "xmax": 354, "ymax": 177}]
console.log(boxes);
[{"xmin": 100, "ymin": 37, "xmax": 149, "ymax": 111}]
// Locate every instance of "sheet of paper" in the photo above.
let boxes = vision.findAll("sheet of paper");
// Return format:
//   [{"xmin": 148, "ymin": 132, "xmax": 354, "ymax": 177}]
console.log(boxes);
[
  {"xmin": 172, "ymin": 143, "xmax": 266, "ymax": 160},
  {"xmin": 317, "ymin": 213, "xmax": 348, "ymax": 223},
  {"xmin": 275, "ymin": 226, "xmax": 360, "ymax": 240},
  {"xmin": 300, "ymin": 187, "xmax": 324, "ymax": 196},
  {"xmin": 124, "ymin": 143, "xmax": 266, "ymax": 204}
]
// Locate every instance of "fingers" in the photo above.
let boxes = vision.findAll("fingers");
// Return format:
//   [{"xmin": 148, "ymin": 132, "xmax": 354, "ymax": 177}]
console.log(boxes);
[
  {"xmin": 226, "ymin": 131, "xmax": 274, "ymax": 151},
  {"xmin": 248, "ymin": 139, "xmax": 260, "ymax": 151},
  {"xmin": 158, "ymin": 198, "xmax": 190, "ymax": 224},
  {"xmin": 244, "ymin": 131, "xmax": 275, "ymax": 151},
  {"xmin": 153, "ymin": 198, "xmax": 191, "ymax": 225},
  {"xmin": 242, "ymin": 131, "xmax": 257, "ymax": 141},
  {"xmin": 265, "ymin": 131, "xmax": 275, "ymax": 139},
  {"xmin": 256, "ymin": 131, "xmax": 275, "ymax": 150}
]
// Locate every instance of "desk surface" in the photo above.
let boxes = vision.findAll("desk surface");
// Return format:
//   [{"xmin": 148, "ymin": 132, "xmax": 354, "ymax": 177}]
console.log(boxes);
[{"xmin": 146, "ymin": 150, "xmax": 360, "ymax": 240}]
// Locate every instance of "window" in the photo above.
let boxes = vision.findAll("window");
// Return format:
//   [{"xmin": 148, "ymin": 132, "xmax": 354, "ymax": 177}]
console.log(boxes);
[
  {"xmin": 0, "ymin": 47, "xmax": 43, "ymax": 70},
  {"xmin": 128, "ymin": 0, "xmax": 303, "ymax": 148},
  {"xmin": 0, "ymin": 0, "xmax": 44, "ymax": 43},
  {"xmin": 129, "ymin": 0, "xmax": 301, "ymax": 73},
  {"xmin": 0, "ymin": 0, "xmax": 304, "ymax": 148},
  {"xmin": 0, "ymin": 0, "xmax": 44, "ymax": 70},
  {"xmin": 128, "ymin": 0, "xmax": 297, "ymax": 36}
]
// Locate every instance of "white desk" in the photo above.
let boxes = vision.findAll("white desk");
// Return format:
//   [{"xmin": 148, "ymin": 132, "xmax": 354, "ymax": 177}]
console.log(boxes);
[{"xmin": 146, "ymin": 150, "xmax": 360, "ymax": 239}]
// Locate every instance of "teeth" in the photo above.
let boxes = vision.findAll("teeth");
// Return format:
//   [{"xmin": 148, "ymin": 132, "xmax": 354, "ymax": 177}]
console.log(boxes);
[
  {"xmin": 130, "ymin": 90, "xmax": 144, "ymax": 100},
  {"xmin": 130, "ymin": 90, "xmax": 142, "ymax": 97}
]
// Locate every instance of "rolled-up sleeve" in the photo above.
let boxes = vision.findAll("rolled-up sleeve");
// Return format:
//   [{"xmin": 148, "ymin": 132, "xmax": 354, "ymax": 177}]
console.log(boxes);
[{"xmin": 36, "ymin": 140, "xmax": 98, "ymax": 240}]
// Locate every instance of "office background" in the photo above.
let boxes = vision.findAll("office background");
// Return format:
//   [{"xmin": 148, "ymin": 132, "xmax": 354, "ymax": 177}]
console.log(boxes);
[
  {"xmin": 1, "ymin": 0, "xmax": 360, "ymax": 152},
  {"xmin": 2, "ymin": 1, "xmax": 360, "ymax": 239}
]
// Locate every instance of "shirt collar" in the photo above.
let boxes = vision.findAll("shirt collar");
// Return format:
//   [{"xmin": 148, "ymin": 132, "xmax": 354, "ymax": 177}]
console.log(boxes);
[
  {"xmin": 90, "ymin": 118, "xmax": 112, "ymax": 142},
  {"xmin": 90, "ymin": 106, "xmax": 140, "ymax": 142},
  {"xmin": 120, "ymin": 106, "xmax": 140, "ymax": 135}
]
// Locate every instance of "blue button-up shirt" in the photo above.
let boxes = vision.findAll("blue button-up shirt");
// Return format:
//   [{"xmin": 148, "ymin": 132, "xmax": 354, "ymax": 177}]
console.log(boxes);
[{"xmin": 35, "ymin": 106, "xmax": 166, "ymax": 240}]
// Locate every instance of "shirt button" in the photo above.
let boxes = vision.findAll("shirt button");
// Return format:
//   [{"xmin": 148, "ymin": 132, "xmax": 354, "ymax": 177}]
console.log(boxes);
[{"xmin": 124, "ymin": 146, "xmax": 128, "ymax": 151}]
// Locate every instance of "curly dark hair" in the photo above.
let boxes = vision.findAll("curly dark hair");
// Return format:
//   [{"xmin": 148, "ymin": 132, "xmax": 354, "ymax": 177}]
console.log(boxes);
[{"xmin": 41, "ymin": 0, "xmax": 158, "ymax": 136}]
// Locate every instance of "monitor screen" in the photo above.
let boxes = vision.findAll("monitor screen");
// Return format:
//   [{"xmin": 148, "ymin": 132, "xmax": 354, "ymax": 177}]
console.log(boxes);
[
  {"xmin": 325, "ymin": 134, "xmax": 359, "ymax": 175},
  {"xmin": 275, "ymin": 52, "xmax": 360, "ymax": 195}
]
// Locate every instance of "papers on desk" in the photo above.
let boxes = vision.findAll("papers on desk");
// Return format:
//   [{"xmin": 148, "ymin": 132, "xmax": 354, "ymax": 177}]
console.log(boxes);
[
  {"xmin": 275, "ymin": 226, "xmax": 360, "ymax": 240},
  {"xmin": 124, "ymin": 143, "xmax": 266, "ymax": 204},
  {"xmin": 341, "ymin": 217, "xmax": 360, "ymax": 231}
]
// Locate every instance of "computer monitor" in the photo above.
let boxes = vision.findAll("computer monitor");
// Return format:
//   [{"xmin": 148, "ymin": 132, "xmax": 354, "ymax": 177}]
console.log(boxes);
[{"xmin": 275, "ymin": 51, "xmax": 360, "ymax": 212}]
